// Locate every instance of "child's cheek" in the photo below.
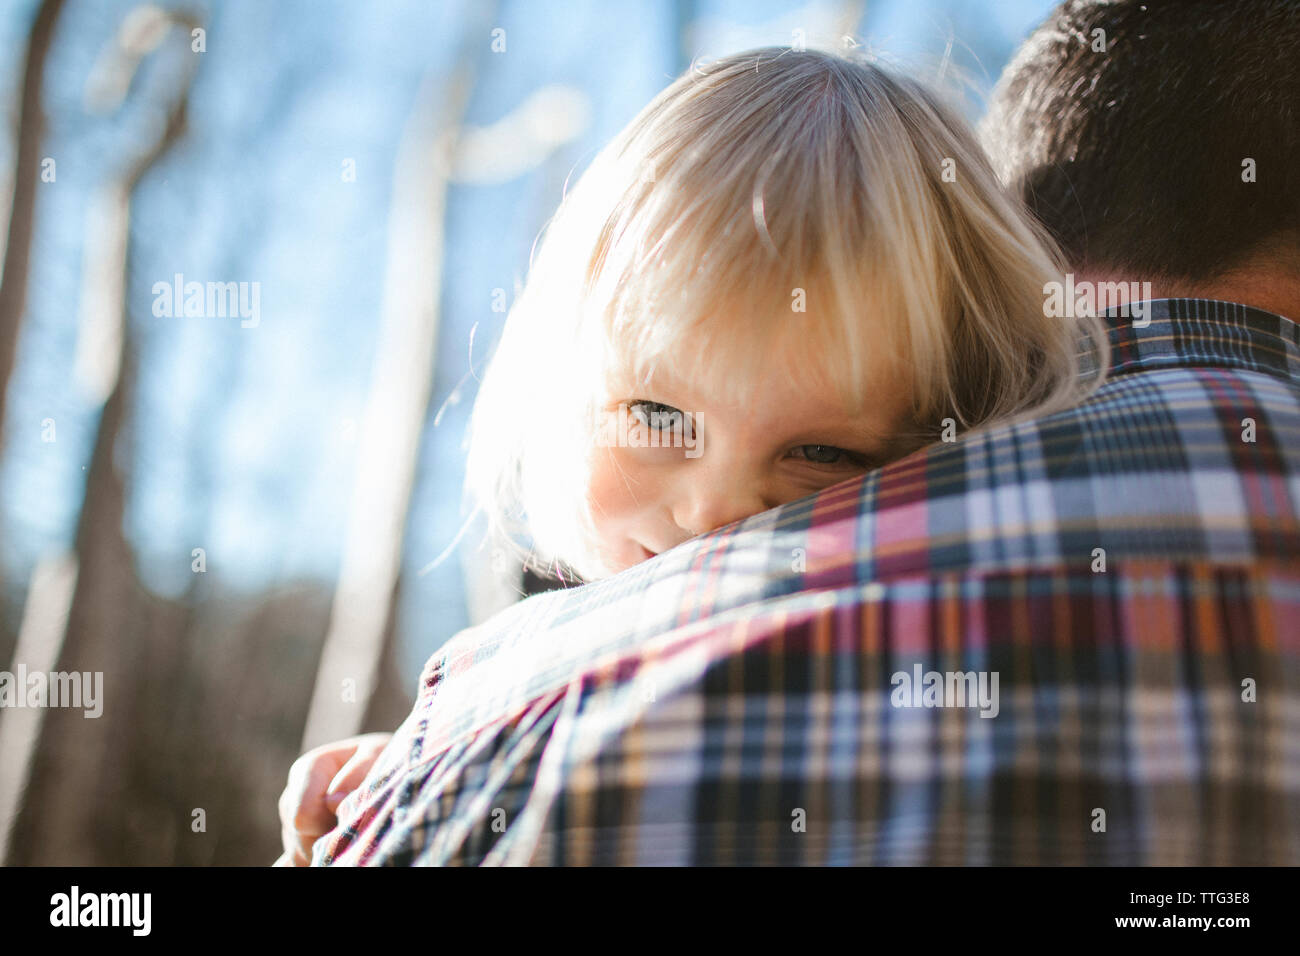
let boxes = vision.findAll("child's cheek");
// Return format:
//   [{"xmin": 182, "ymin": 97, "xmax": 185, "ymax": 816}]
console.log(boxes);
[
  {"xmin": 580, "ymin": 447, "xmax": 660, "ymax": 575},
  {"xmin": 586, "ymin": 447, "xmax": 649, "ymax": 532},
  {"xmin": 587, "ymin": 447, "xmax": 637, "ymax": 515}
]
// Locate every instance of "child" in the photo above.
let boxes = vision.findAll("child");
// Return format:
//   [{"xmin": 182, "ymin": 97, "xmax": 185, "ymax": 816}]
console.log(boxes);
[
  {"xmin": 277, "ymin": 44, "xmax": 1108, "ymax": 865},
  {"xmin": 463, "ymin": 44, "xmax": 1108, "ymax": 585}
]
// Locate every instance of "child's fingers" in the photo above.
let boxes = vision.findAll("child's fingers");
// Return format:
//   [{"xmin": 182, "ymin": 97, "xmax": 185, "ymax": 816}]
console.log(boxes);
[
  {"xmin": 324, "ymin": 733, "xmax": 393, "ymax": 810},
  {"xmin": 280, "ymin": 745, "xmax": 356, "ymax": 832},
  {"xmin": 282, "ymin": 826, "xmax": 316, "ymax": 866},
  {"xmin": 277, "ymin": 736, "xmax": 381, "ymax": 867},
  {"xmin": 276, "ymin": 733, "xmax": 393, "ymax": 865},
  {"xmin": 278, "ymin": 807, "xmax": 331, "ymax": 865}
]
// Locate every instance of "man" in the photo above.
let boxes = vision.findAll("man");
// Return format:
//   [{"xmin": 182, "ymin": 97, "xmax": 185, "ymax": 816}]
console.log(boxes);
[
  {"xmin": 290, "ymin": 0, "xmax": 1300, "ymax": 865},
  {"xmin": 981, "ymin": 0, "xmax": 1300, "ymax": 319}
]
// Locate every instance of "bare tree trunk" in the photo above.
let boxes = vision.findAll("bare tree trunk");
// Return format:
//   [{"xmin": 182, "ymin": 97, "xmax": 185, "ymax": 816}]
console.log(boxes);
[
  {"xmin": 0, "ymin": 553, "xmax": 76, "ymax": 861},
  {"xmin": 5, "ymin": 10, "xmax": 200, "ymax": 866},
  {"xmin": 0, "ymin": 0, "xmax": 65, "ymax": 461},
  {"xmin": 360, "ymin": 574, "xmax": 415, "ymax": 734},
  {"xmin": 300, "ymin": 7, "xmax": 496, "ymax": 751},
  {"xmin": 7, "ymin": 333, "xmax": 138, "ymax": 864}
]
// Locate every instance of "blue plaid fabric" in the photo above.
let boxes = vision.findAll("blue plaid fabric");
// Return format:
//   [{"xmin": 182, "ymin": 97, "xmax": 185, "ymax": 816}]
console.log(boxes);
[{"xmin": 315, "ymin": 299, "xmax": 1300, "ymax": 865}]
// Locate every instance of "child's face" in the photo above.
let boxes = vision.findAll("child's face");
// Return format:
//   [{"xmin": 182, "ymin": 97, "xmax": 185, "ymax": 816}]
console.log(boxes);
[{"xmin": 585, "ymin": 346, "xmax": 913, "ymax": 575}]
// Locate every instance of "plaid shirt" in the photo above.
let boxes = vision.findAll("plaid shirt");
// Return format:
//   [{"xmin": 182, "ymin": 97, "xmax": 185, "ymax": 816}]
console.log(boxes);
[{"xmin": 315, "ymin": 298, "xmax": 1300, "ymax": 866}]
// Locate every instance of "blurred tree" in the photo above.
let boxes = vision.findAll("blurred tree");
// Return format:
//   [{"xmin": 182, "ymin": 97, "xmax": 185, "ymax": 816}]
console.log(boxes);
[
  {"xmin": 0, "ymin": 0, "xmax": 65, "ymax": 467},
  {"xmin": 300, "ymin": 2, "xmax": 502, "ymax": 752},
  {"xmin": 6, "ymin": 5, "xmax": 202, "ymax": 866}
]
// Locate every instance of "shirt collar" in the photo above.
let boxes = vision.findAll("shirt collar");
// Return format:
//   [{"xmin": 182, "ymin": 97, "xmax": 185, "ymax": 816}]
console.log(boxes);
[{"xmin": 1093, "ymin": 298, "xmax": 1300, "ymax": 383}]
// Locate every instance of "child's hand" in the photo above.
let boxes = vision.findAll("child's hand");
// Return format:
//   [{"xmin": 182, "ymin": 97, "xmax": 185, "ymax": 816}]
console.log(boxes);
[{"xmin": 275, "ymin": 732, "xmax": 393, "ymax": 866}]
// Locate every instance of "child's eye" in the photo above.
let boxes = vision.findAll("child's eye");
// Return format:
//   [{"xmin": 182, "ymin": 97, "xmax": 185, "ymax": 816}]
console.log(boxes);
[
  {"xmin": 790, "ymin": 444, "xmax": 871, "ymax": 468},
  {"xmin": 628, "ymin": 400, "xmax": 686, "ymax": 430}
]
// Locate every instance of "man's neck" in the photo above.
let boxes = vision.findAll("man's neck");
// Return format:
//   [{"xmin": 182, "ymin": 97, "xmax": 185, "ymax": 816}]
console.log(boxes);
[{"xmin": 1075, "ymin": 266, "xmax": 1300, "ymax": 324}]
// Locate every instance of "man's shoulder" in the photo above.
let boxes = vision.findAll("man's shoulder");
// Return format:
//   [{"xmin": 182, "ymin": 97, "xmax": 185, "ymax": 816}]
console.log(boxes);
[
  {"xmin": 318, "ymin": 300, "xmax": 1300, "ymax": 866},
  {"xmin": 430, "ymin": 297, "xmax": 1300, "ymax": 687},
  {"xmin": 791, "ymin": 360, "xmax": 1300, "ymax": 589}
]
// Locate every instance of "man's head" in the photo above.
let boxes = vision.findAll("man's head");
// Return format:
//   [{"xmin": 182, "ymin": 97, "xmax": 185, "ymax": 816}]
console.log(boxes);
[{"xmin": 983, "ymin": 0, "xmax": 1300, "ymax": 307}]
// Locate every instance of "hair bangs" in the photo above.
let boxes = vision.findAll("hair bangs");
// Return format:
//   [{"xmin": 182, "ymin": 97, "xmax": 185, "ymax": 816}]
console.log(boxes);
[{"xmin": 580, "ymin": 55, "xmax": 904, "ymax": 415}]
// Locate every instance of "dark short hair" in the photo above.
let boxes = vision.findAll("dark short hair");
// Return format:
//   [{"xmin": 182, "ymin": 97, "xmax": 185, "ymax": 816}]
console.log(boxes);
[{"xmin": 982, "ymin": 0, "xmax": 1300, "ymax": 281}]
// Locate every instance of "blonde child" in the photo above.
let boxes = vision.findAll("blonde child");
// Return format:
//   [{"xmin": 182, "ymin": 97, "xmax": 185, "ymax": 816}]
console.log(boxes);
[
  {"xmin": 463, "ymin": 44, "xmax": 1106, "ymax": 586},
  {"xmin": 276, "ymin": 45, "xmax": 1108, "ymax": 864}
]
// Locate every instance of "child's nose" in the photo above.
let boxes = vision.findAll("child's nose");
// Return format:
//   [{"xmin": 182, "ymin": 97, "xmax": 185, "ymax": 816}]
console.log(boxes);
[{"xmin": 671, "ymin": 478, "xmax": 772, "ymax": 539}]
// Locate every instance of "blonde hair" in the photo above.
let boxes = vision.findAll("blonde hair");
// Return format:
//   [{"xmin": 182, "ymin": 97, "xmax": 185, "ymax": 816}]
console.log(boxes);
[{"xmin": 463, "ymin": 45, "xmax": 1109, "ymax": 584}]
